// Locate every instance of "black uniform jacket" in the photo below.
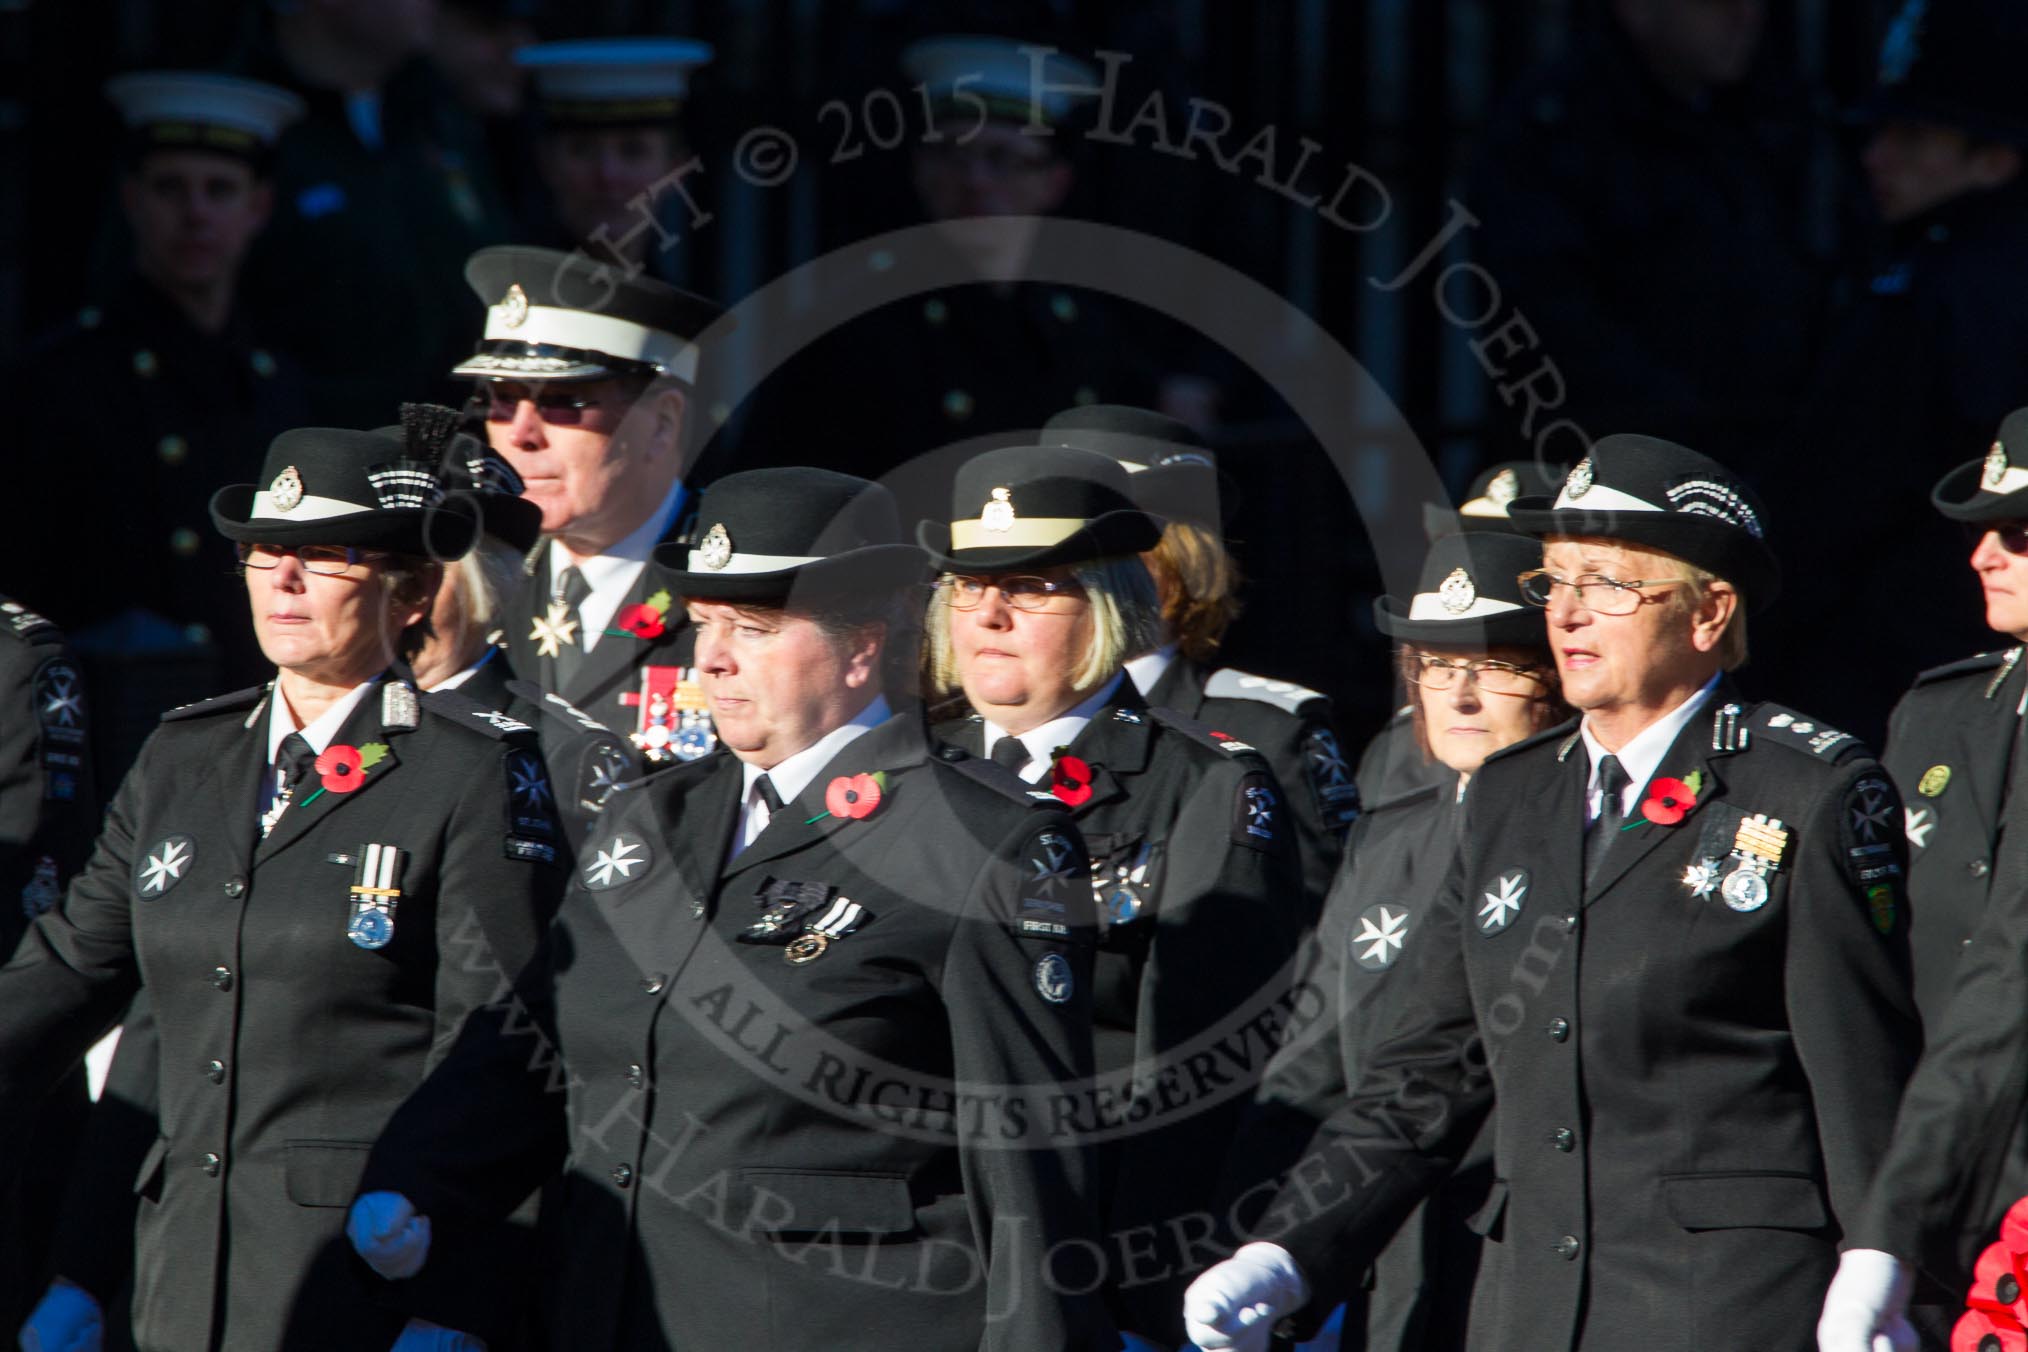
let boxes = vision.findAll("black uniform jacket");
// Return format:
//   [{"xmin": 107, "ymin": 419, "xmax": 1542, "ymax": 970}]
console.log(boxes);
[
  {"xmin": 1353, "ymin": 706, "xmax": 1451, "ymax": 812},
  {"xmin": 1232, "ymin": 773, "xmax": 1487, "ymax": 1352},
  {"xmin": 457, "ymin": 654, "xmax": 635, "ymax": 851},
  {"xmin": 0, "ymin": 674, "xmax": 567, "ymax": 1351},
  {"xmin": 937, "ymin": 683, "xmax": 1304, "ymax": 1343},
  {"xmin": 1143, "ymin": 657, "xmax": 1361, "ymax": 925},
  {"xmin": 1263, "ymin": 689, "xmax": 1919, "ymax": 1352},
  {"xmin": 360, "ymin": 711, "xmax": 1117, "ymax": 1351},
  {"xmin": 502, "ymin": 549, "xmax": 707, "ymax": 763},
  {"xmin": 1881, "ymin": 647, "xmax": 2022, "ymax": 1026}
]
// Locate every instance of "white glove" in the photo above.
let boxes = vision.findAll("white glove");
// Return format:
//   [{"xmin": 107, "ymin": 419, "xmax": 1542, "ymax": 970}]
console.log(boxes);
[
  {"xmin": 1183, "ymin": 1242, "xmax": 1310, "ymax": 1352},
  {"xmin": 389, "ymin": 1319, "xmax": 486, "ymax": 1352},
  {"xmin": 347, "ymin": 1190, "xmax": 432, "ymax": 1280},
  {"xmin": 18, "ymin": 1278, "xmax": 102, "ymax": 1352},
  {"xmin": 1816, "ymin": 1248, "xmax": 1918, "ymax": 1352}
]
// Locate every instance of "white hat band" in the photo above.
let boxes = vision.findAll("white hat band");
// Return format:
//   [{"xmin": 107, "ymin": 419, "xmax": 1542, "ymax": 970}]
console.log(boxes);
[
  {"xmin": 1986, "ymin": 464, "xmax": 2028, "ymax": 496},
  {"xmin": 688, "ymin": 549, "xmax": 825, "ymax": 574},
  {"xmin": 485, "ymin": 303, "xmax": 700, "ymax": 382},
  {"xmin": 1552, "ymin": 482, "xmax": 1664, "ymax": 513},
  {"xmin": 950, "ymin": 517, "xmax": 1086, "ymax": 550},
  {"xmin": 1407, "ymin": 594, "xmax": 1526, "ymax": 621},
  {"xmin": 250, "ymin": 492, "xmax": 376, "ymax": 524}
]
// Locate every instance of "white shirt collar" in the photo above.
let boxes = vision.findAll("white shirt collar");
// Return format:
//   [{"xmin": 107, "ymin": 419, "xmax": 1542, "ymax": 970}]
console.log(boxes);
[
  {"xmin": 1579, "ymin": 673, "xmax": 1720, "ymax": 820},
  {"xmin": 983, "ymin": 674, "xmax": 1126, "ymax": 784},
  {"xmin": 1124, "ymin": 644, "xmax": 1178, "ymax": 698},
  {"xmin": 547, "ymin": 478, "xmax": 686, "ymax": 653},
  {"xmin": 740, "ymin": 697, "xmax": 893, "ymax": 808},
  {"xmin": 266, "ymin": 677, "xmax": 380, "ymax": 764}
]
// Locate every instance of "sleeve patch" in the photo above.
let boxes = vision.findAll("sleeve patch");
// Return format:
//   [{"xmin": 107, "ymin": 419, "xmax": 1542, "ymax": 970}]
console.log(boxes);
[
  {"xmin": 578, "ymin": 736, "xmax": 637, "ymax": 816},
  {"xmin": 1015, "ymin": 826, "xmax": 1094, "ymax": 945},
  {"xmin": 33, "ymin": 658, "xmax": 87, "ymax": 802},
  {"xmin": 1231, "ymin": 771, "xmax": 1283, "ymax": 852},
  {"xmin": 504, "ymin": 747, "xmax": 561, "ymax": 843},
  {"xmin": 1303, "ymin": 727, "xmax": 1362, "ymax": 831},
  {"xmin": 1842, "ymin": 774, "xmax": 1906, "ymax": 893}
]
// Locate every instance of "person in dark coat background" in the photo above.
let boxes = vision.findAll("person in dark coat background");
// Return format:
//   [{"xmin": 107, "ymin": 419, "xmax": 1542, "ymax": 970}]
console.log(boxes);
[
  {"xmin": 924, "ymin": 444, "xmax": 1303, "ymax": 1347},
  {"xmin": 350, "ymin": 467, "xmax": 1116, "ymax": 1351},
  {"xmin": 1188, "ymin": 435, "xmax": 1919, "ymax": 1352},
  {"xmin": 1042, "ymin": 404, "xmax": 1362, "ymax": 927},
  {"xmin": 2, "ymin": 427, "xmax": 567, "ymax": 1352}
]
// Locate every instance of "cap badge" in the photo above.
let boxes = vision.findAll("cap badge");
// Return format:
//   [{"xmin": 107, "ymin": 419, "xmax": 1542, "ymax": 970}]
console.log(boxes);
[
  {"xmin": 1566, "ymin": 458, "xmax": 1594, "ymax": 500},
  {"xmin": 499, "ymin": 283, "xmax": 530, "ymax": 330},
  {"xmin": 698, "ymin": 522, "xmax": 733, "ymax": 570},
  {"xmin": 1488, "ymin": 468, "xmax": 1520, "ymax": 506},
  {"xmin": 1438, "ymin": 567, "xmax": 1477, "ymax": 615},
  {"xmin": 1986, "ymin": 440, "xmax": 2009, "ymax": 491},
  {"xmin": 981, "ymin": 486, "xmax": 1016, "ymax": 534},
  {"xmin": 268, "ymin": 465, "xmax": 304, "ymax": 513}
]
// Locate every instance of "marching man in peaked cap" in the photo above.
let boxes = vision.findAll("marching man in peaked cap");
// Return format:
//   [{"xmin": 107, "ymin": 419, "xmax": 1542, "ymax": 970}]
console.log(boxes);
[
  {"xmin": 1187, "ymin": 434, "xmax": 1919, "ymax": 1352},
  {"xmin": 458, "ymin": 243, "xmax": 728, "ymax": 770},
  {"xmin": 1, "ymin": 428, "xmax": 568, "ymax": 1352},
  {"xmin": 349, "ymin": 467, "xmax": 1117, "ymax": 1350},
  {"xmin": 1041, "ymin": 404, "xmax": 1362, "ymax": 929},
  {"xmin": 923, "ymin": 442, "xmax": 1303, "ymax": 1347}
]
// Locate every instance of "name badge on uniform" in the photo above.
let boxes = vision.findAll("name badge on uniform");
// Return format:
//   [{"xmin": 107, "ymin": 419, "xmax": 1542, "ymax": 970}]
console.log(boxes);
[
  {"xmin": 619, "ymin": 665, "xmax": 715, "ymax": 764},
  {"xmin": 346, "ymin": 842, "xmax": 407, "ymax": 948},
  {"xmin": 1720, "ymin": 814, "xmax": 1787, "ymax": 912}
]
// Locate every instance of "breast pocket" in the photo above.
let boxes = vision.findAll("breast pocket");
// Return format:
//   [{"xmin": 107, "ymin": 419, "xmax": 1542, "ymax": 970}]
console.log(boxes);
[
  {"xmin": 736, "ymin": 1168, "xmax": 918, "ymax": 1238},
  {"xmin": 1662, "ymin": 1171, "xmax": 1828, "ymax": 1233}
]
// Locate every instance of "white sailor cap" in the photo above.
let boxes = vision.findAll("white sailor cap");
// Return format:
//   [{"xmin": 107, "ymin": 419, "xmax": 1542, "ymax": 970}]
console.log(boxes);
[
  {"xmin": 901, "ymin": 35, "xmax": 1099, "ymax": 127},
  {"xmin": 517, "ymin": 38, "xmax": 714, "ymax": 127},
  {"xmin": 104, "ymin": 71, "xmax": 304, "ymax": 161}
]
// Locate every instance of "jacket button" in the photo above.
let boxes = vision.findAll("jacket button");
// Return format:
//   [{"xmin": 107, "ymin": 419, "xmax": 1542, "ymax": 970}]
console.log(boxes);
[
  {"xmin": 199, "ymin": 1152, "xmax": 222, "ymax": 1177},
  {"xmin": 1550, "ymin": 1127, "xmax": 1576, "ymax": 1152},
  {"xmin": 624, "ymin": 1064, "xmax": 644, "ymax": 1089},
  {"xmin": 611, "ymin": 1163, "xmax": 633, "ymax": 1188},
  {"xmin": 1970, "ymin": 859, "xmax": 1991, "ymax": 878},
  {"xmin": 209, "ymin": 966, "xmax": 234, "ymax": 991},
  {"xmin": 640, "ymin": 974, "xmax": 666, "ymax": 995},
  {"xmin": 204, "ymin": 1059, "xmax": 226, "ymax": 1084},
  {"xmin": 1558, "ymin": 914, "xmax": 1578, "ymax": 933},
  {"xmin": 1553, "ymin": 1234, "xmax": 1580, "ymax": 1260},
  {"xmin": 937, "ymin": 744, "xmax": 966, "ymax": 762},
  {"xmin": 223, "ymin": 877, "xmax": 246, "ymax": 898},
  {"xmin": 1545, "ymin": 1018, "xmax": 1570, "ymax": 1042}
]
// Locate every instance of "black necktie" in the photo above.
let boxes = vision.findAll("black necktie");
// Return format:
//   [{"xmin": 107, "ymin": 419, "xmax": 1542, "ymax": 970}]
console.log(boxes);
[
  {"xmin": 990, "ymin": 737, "xmax": 1032, "ymax": 775},
  {"xmin": 754, "ymin": 774, "xmax": 785, "ymax": 814},
  {"xmin": 265, "ymin": 732, "xmax": 317, "ymax": 835},
  {"xmin": 1586, "ymin": 754, "xmax": 1630, "ymax": 887},
  {"xmin": 553, "ymin": 565, "xmax": 593, "ymax": 689}
]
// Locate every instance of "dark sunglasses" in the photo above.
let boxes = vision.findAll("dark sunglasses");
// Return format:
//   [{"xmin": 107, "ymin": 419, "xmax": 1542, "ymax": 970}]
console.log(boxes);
[
  {"xmin": 473, "ymin": 384, "xmax": 605, "ymax": 427},
  {"xmin": 1967, "ymin": 522, "xmax": 2028, "ymax": 555}
]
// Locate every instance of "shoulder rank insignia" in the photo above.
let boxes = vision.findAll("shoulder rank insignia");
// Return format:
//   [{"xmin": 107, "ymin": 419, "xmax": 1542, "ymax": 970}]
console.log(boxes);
[
  {"xmin": 1991, "ymin": 646, "xmax": 2025, "ymax": 700},
  {"xmin": 1710, "ymin": 702, "xmax": 1748, "ymax": 752},
  {"xmin": 381, "ymin": 681, "xmax": 419, "ymax": 731}
]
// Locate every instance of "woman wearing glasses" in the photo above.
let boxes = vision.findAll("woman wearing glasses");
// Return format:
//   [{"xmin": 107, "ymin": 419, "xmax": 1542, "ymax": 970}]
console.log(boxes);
[
  {"xmin": 1189, "ymin": 435, "xmax": 1919, "ymax": 1352},
  {"xmin": 1227, "ymin": 529, "xmax": 1565, "ymax": 1352},
  {"xmin": 2, "ymin": 428, "xmax": 567, "ymax": 1352},
  {"xmin": 923, "ymin": 444, "xmax": 1304, "ymax": 1349}
]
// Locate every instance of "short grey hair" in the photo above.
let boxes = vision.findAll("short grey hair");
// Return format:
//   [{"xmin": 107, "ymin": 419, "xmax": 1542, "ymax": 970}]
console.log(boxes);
[{"xmin": 923, "ymin": 555, "xmax": 1164, "ymax": 700}]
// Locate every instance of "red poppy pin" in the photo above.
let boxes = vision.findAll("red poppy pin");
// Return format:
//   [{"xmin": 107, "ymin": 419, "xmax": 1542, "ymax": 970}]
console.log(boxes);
[
  {"xmin": 814, "ymin": 771, "xmax": 885, "ymax": 823},
  {"xmin": 1050, "ymin": 749, "xmax": 1093, "ymax": 807},
  {"xmin": 1640, "ymin": 770, "xmax": 1704, "ymax": 826},
  {"xmin": 303, "ymin": 741, "xmax": 389, "ymax": 805},
  {"xmin": 609, "ymin": 588, "xmax": 673, "ymax": 641}
]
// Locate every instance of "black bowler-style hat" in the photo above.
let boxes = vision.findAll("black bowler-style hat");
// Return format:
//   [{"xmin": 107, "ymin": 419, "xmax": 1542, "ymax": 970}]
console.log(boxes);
[
  {"xmin": 211, "ymin": 427, "xmax": 479, "ymax": 558},
  {"xmin": 1933, "ymin": 407, "xmax": 2028, "ymax": 523},
  {"xmin": 1851, "ymin": 0, "xmax": 2028, "ymax": 150},
  {"xmin": 1421, "ymin": 459, "xmax": 1567, "ymax": 541},
  {"xmin": 1505, "ymin": 433, "xmax": 1780, "ymax": 609},
  {"xmin": 370, "ymin": 403, "xmax": 546, "ymax": 556},
  {"xmin": 1374, "ymin": 531, "xmax": 1550, "ymax": 650},
  {"xmin": 919, "ymin": 444, "xmax": 1162, "ymax": 572},
  {"xmin": 453, "ymin": 245, "xmax": 726, "ymax": 385},
  {"xmin": 1040, "ymin": 404, "xmax": 1231, "ymax": 530},
  {"xmin": 656, "ymin": 468, "xmax": 926, "ymax": 601}
]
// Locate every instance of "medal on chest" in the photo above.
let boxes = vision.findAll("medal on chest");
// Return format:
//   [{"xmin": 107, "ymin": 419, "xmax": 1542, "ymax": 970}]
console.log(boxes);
[
  {"xmin": 740, "ymin": 876, "xmax": 870, "ymax": 964},
  {"xmin": 342, "ymin": 842, "xmax": 408, "ymax": 948},
  {"xmin": 619, "ymin": 664, "xmax": 715, "ymax": 764},
  {"xmin": 1718, "ymin": 814, "xmax": 1788, "ymax": 912}
]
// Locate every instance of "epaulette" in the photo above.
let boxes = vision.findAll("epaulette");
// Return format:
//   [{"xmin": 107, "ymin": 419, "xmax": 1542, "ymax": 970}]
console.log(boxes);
[
  {"xmin": 420, "ymin": 687, "xmax": 538, "ymax": 740},
  {"xmin": 1148, "ymin": 704, "xmax": 1268, "ymax": 758},
  {"xmin": 1751, "ymin": 703, "xmax": 1868, "ymax": 762},
  {"xmin": 1202, "ymin": 668, "xmax": 1330, "ymax": 715},
  {"xmin": 1487, "ymin": 717, "xmax": 1581, "ymax": 768},
  {"xmin": 1907, "ymin": 646, "xmax": 2020, "ymax": 699},
  {"xmin": 0, "ymin": 598, "xmax": 60, "ymax": 644},
  {"xmin": 938, "ymin": 747, "xmax": 1069, "ymax": 809},
  {"xmin": 1709, "ymin": 700, "xmax": 1750, "ymax": 753},
  {"xmin": 511, "ymin": 681, "xmax": 620, "ymax": 736},
  {"xmin": 162, "ymin": 685, "xmax": 269, "ymax": 723}
]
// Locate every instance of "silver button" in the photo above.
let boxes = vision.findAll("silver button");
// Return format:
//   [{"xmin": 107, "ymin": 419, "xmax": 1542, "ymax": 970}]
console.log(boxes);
[
  {"xmin": 1546, "ymin": 1018, "xmax": 1570, "ymax": 1042},
  {"xmin": 210, "ymin": 966, "xmax": 234, "ymax": 991},
  {"xmin": 205, "ymin": 1059, "xmax": 226, "ymax": 1084},
  {"xmin": 1552, "ymin": 1234, "xmax": 1580, "ymax": 1260},
  {"xmin": 640, "ymin": 974, "xmax": 666, "ymax": 995},
  {"xmin": 199, "ymin": 1152, "xmax": 221, "ymax": 1177},
  {"xmin": 1970, "ymin": 859, "xmax": 1991, "ymax": 878},
  {"xmin": 1558, "ymin": 914, "xmax": 1578, "ymax": 933},
  {"xmin": 224, "ymin": 877, "xmax": 246, "ymax": 898},
  {"xmin": 611, "ymin": 1163, "xmax": 633, "ymax": 1188},
  {"xmin": 624, "ymin": 1064, "xmax": 644, "ymax": 1089},
  {"xmin": 1550, "ymin": 1128, "xmax": 1575, "ymax": 1152}
]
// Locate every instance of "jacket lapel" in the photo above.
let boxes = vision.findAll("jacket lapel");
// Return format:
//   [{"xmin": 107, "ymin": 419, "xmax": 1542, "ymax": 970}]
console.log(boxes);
[
  {"xmin": 662, "ymin": 752, "xmax": 744, "ymax": 911},
  {"xmin": 1960, "ymin": 655, "xmax": 2024, "ymax": 833},
  {"xmin": 1144, "ymin": 657, "xmax": 1204, "ymax": 718},
  {"xmin": 1585, "ymin": 688, "xmax": 1741, "ymax": 903},
  {"xmin": 256, "ymin": 682, "xmax": 411, "ymax": 863},
  {"xmin": 1056, "ymin": 685, "xmax": 1157, "ymax": 817},
  {"xmin": 564, "ymin": 561, "xmax": 694, "ymax": 715},
  {"xmin": 720, "ymin": 715, "xmax": 928, "ymax": 885},
  {"xmin": 221, "ymin": 691, "xmax": 274, "ymax": 869}
]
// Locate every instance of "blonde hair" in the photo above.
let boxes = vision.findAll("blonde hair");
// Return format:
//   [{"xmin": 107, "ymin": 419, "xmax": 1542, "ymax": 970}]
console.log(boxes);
[
  {"xmin": 1144, "ymin": 520, "xmax": 1243, "ymax": 663},
  {"xmin": 1654, "ymin": 557, "xmax": 1749, "ymax": 671},
  {"xmin": 924, "ymin": 556, "xmax": 1165, "ymax": 702},
  {"xmin": 452, "ymin": 536, "xmax": 529, "ymax": 636}
]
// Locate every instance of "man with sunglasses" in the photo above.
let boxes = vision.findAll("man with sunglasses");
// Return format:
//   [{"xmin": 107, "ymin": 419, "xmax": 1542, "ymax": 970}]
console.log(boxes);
[
  {"xmin": 454, "ymin": 244, "xmax": 726, "ymax": 767},
  {"xmin": 1188, "ymin": 434, "xmax": 1919, "ymax": 1352}
]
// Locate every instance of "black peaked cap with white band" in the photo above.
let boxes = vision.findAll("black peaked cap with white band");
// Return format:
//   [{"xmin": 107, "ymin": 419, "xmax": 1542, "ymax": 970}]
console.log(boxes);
[
  {"xmin": 1374, "ymin": 530, "xmax": 1550, "ymax": 649},
  {"xmin": 919, "ymin": 444, "xmax": 1161, "ymax": 572},
  {"xmin": 1040, "ymin": 403, "xmax": 1230, "ymax": 530},
  {"xmin": 656, "ymin": 468, "xmax": 926, "ymax": 602},
  {"xmin": 453, "ymin": 245, "xmax": 726, "ymax": 384},
  {"xmin": 1506, "ymin": 432, "xmax": 1780, "ymax": 609},
  {"xmin": 211, "ymin": 427, "xmax": 478, "ymax": 558},
  {"xmin": 1933, "ymin": 407, "xmax": 2028, "ymax": 523},
  {"xmin": 1421, "ymin": 459, "xmax": 1567, "ymax": 541}
]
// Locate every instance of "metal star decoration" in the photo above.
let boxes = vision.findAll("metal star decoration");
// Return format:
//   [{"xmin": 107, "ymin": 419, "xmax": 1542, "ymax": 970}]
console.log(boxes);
[
  {"xmin": 1905, "ymin": 807, "xmax": 1935, "ymax": 850},
  {"xmin": 1682, "ymin": 857, "xmax": 1721, "ymax": 899},
  {"xmin": 529, "ymin": 601, "xmax": 580, "ymax": 659}
]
